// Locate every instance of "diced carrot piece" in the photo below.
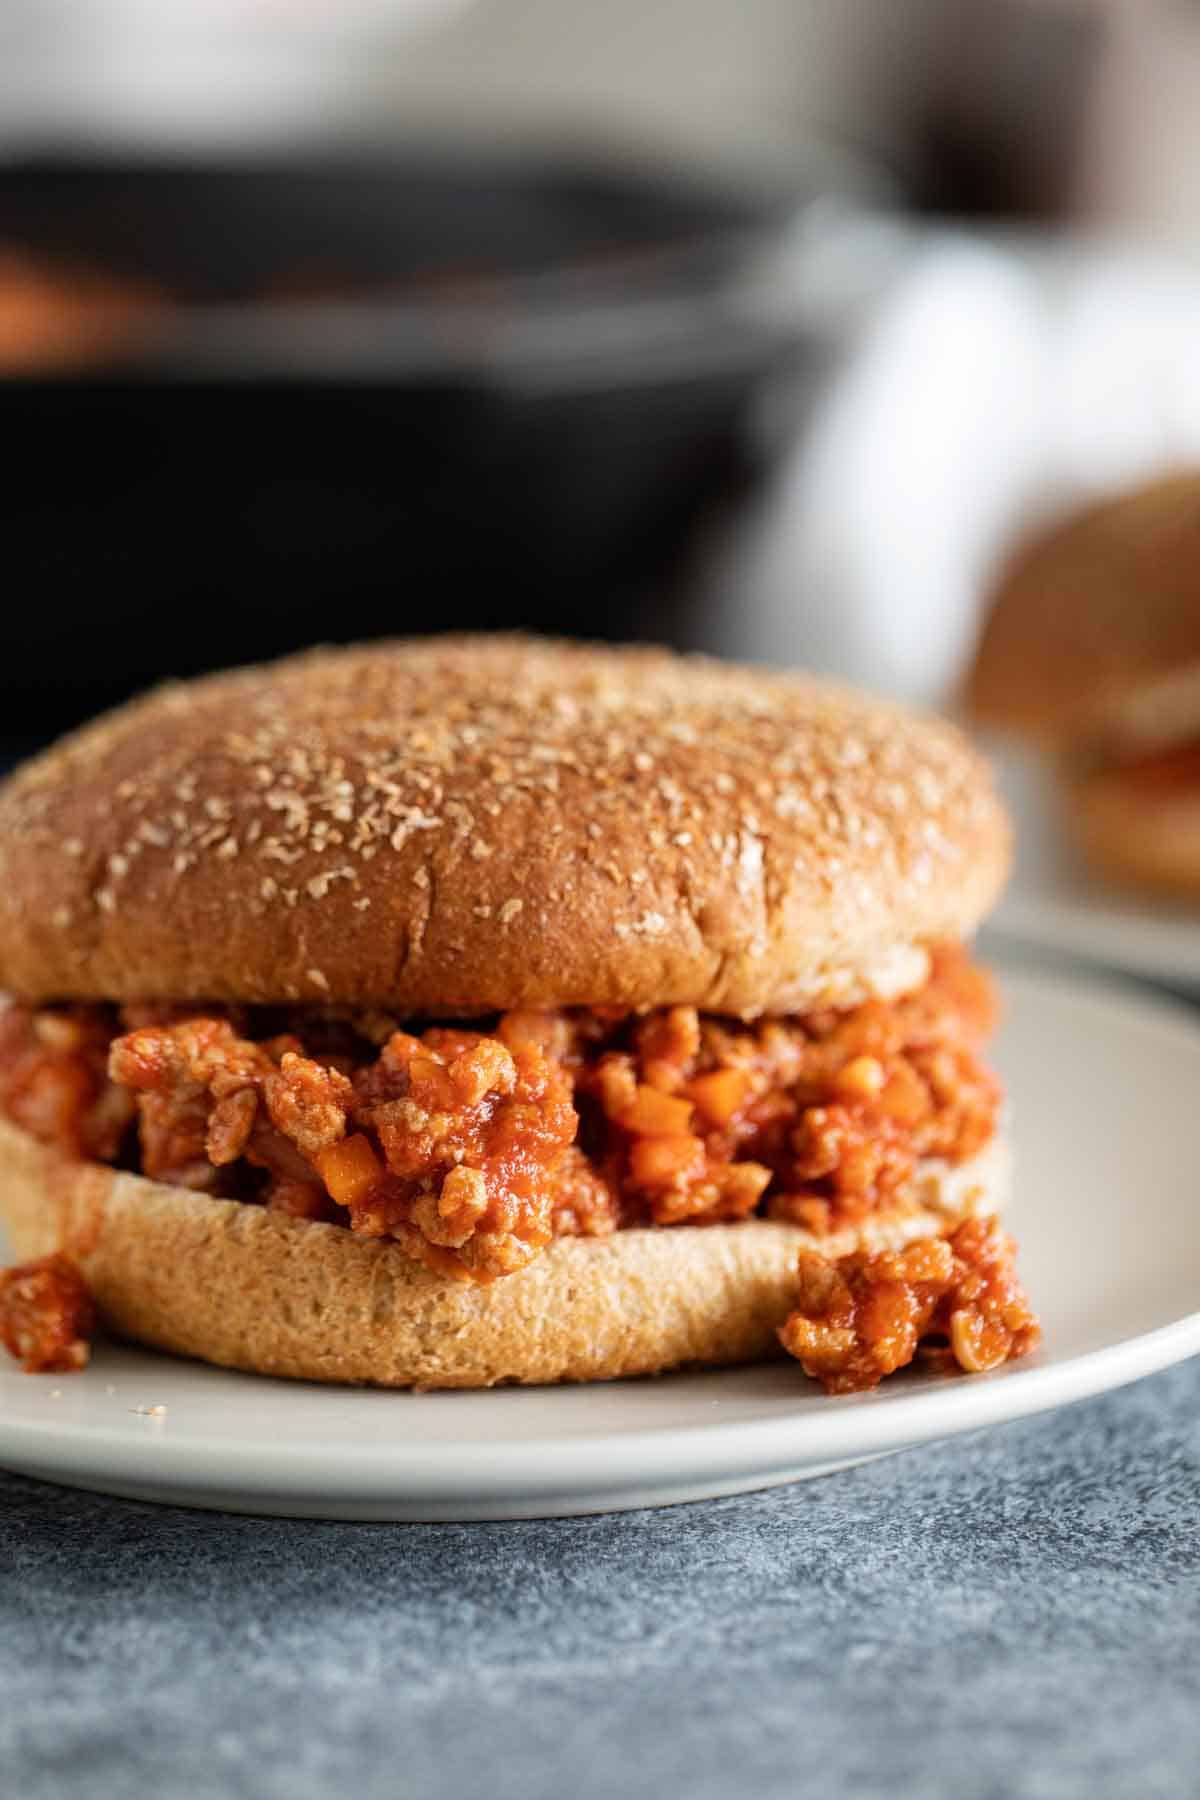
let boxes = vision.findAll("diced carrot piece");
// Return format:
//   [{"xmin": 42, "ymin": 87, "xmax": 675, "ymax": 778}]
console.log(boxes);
[
  {"xmin": 314, "ymin": 1133, "xmax": 383, "ymax": 1208},
  {"xmin": 686, "ymin": 1067, "xmax": 751, "ymax": 1126},
  {"xmin": 597, "ymin": 1057, "xmax": 638, "ymax": 1119},
  {"xmin": 833, "ymin": 1055, "xmax": 886, "ymax": 1100},
  {"xmin": 714, "ymin": 1161, "xmax": 772, "ymax": 1212},
  {"xmin": 621, "ymin": 1086, "xmax": 694, "ymax": 1136},
  {"xmin": 642, "ymin": 1057, "xmax": 686, "ymax": 1095},
  {"xmin": 628, "ymin": 1134, "xmax": 706, "ymax": 1188},
  {"xmin": 875, "ymin": 1061, "xmax": 929, "ymax": 1126},
  {"xmin": 407, "ymin": 1054, "xmax": 459, "ymax": 1111}
]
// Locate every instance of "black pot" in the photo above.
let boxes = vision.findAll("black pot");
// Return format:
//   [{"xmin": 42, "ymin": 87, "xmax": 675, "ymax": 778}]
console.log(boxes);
[{"xmin": 1, "ymin": 157, "xmax": 813, "ymax": 750}]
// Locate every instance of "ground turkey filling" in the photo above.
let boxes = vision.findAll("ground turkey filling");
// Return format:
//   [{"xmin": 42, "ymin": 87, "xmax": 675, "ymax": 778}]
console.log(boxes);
[
  {"xmin": 778, "ymin": 1218, "xmax": 1039, "ymax": 1395},
  {"xmin": 0, "ymin": 944, "xmax": 998, "ymax": 1278},
  {"xmin": 0, "ymin": 945, "xmax": 1041, "ymax": 1390}
]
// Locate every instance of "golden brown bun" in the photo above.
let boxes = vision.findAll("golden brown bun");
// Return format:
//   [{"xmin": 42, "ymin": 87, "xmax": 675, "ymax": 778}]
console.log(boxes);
[
  {"xmin": 0, "ymin": 1117, "xmax": 1007, "ymax": 1388},
  {"xmin": 0, "ymin": 637, "xmax": 1009, "ymax": 1017},
  {"xmin": 966, "ymin": 472, "xmax": 1200, "ymax": 750},
  {"xmin": 1066, "ymin": 767, "xmax": 1200, "ymax": 898}
]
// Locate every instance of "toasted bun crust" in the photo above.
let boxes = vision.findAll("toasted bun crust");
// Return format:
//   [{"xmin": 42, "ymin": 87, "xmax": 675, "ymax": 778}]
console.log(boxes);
[
  {"xmin": 0, "ymin": 637, "xmax": 1009, "ymax": 1017},
  {"xmin": 0, "ymin": 1117, "xmax": 1007, "ymax": 1388},
  {"xmin": 966, "ymin": 472, "xmax": 1200, "ymax": 749},
  {"xmin": 1067, "ymin": 769, "xmax": 1200, "ymax": 897}
]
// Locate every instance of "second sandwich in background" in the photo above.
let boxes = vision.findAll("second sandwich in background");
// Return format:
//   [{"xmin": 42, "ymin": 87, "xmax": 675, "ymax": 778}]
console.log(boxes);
[{"xmin": 966, "ymin": 470, "xmax": 1200, "ymax": 899}]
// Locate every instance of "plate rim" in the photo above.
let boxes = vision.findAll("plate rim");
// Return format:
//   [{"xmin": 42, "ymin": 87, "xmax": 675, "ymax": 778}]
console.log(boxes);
[{"xmin": 4, "ymin": 1315, "xmax": 1199, "ymax": 1505}]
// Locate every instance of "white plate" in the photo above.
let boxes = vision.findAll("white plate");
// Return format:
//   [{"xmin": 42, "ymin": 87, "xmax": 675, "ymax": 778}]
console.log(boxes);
[
  {"xmin": 990, "ymin": 749, "xmax": 1200, "ymax": 987},
  {"xmin": 2, "ymin": 966, "xmax": 1200, "ymax": 1520}
]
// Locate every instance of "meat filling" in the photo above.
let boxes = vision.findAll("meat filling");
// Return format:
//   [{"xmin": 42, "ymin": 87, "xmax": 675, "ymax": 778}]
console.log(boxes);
[
  {"xmin": 0, "ymin": 945, "xmax": 1000, "ymax": 1285},
  {"xmin": 778, "ymin": 1216, "xmax": 1041, "ymax": 1393},
  {"xmin": 0, "ymin": 1254, "xmax": 95, "ymax": 1373}
]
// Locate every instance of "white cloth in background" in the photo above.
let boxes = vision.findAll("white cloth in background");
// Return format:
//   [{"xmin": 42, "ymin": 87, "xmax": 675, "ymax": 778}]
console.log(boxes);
[{"xmin": 697, "ymin": 229, "xmax": 1200, "ymax": 707}]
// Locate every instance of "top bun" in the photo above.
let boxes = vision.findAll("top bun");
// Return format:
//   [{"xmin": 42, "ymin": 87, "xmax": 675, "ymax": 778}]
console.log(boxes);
[
  {"xmin": 0, "ymin": 637, "xmax": 1009, "ymax": 1016},
  {"xmin": 965, "ymin": 471, "xmax": 1200, "ymax": 750}
]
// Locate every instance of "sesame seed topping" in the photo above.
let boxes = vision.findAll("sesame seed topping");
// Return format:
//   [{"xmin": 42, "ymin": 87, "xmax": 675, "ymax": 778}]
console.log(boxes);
[{"xmin": 615, "ymin": 909, "xmax": 670, "ymax": 940}]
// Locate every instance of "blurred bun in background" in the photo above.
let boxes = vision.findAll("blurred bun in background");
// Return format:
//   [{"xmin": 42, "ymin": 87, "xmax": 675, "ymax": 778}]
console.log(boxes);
[
  {"xmin": 966, "ymin": 470, "xmax": 1200, "ymax": 897},
  {"xmin": 966, "ymin": 471, "xmax": 1200, "ymax": 752}
]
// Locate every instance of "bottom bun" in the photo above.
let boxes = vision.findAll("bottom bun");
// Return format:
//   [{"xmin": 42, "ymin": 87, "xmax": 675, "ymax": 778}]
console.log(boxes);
[
  {"xmin": 0, "ymin": 1116, "xmax": 1008, "ymax": 1389},
  {"xmin": 1068, "ymin": 766, "xmax": 1200, "ymax": 897}
]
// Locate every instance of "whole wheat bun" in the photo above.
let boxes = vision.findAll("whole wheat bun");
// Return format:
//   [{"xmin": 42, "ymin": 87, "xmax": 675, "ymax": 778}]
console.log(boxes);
[
  {"xmin": 1066, "ymin": 766, "xmax": 1200, "ymax": 897},
  {"xmin": 0, "ymin": 636, "xmax": 1008, "ymax": 1017},
  {"xmin": 966, "ymin": 472, "xmax": 1200, "ymax": 752},
  {"xmin": 0, "ymin": 1116, "xmax": 1007, "ymax": 1388}
]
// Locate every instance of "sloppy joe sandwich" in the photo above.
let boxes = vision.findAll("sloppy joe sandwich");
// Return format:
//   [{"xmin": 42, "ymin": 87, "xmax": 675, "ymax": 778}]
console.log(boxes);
[
  {"xmin": 0, "ymin": 636, "xmax": 1037, "ymax": 1392},
  {"xmin": 966, "ymin": 471, "xmax": 1200, "ymax": 896}
]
